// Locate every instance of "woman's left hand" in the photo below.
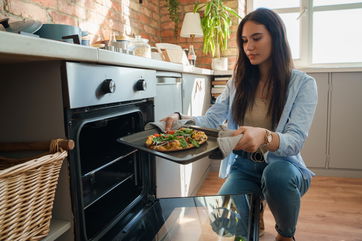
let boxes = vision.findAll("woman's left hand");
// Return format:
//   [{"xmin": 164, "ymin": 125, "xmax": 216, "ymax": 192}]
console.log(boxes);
[{"xmin": 233, "ymin": 126, "xmax": 265, "ymax": 152}]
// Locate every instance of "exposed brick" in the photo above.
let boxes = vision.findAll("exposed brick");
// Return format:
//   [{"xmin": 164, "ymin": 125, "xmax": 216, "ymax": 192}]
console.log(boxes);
[
  {"xmin": 160, "ymin": 15, "xmax": 170, "ymax": 22},
  {"xmin": 95, "ymin": 0, "xmax": 104, "ymax": 5},
  {"xmin": 161, "ymin": 21, "xmax": 174, "ymax": 30},
  {"xmin": 139, "ymin": 14, "xmax": 150, "ymax": 24},
  {"xmin": 86, "ymin": 10, "xmax": 109, "ymax": 28},
  {"xmin": 109, "ymin": 10, "xmax": 122, "ymax": 21},
  {"xmin": 8, "ymin": 0, "xmax": 49, "ymax": 23},
  {"xmin": 141, "ymin": 8, "xmax": 151, "ymax": 17},
  {"xmin": 183, "ymin": 5, "xmax": 194, "ymax": 12},
  {"xmin": 143, "ymin": 25, "xmax": 156, "ymax": 36},
  {"xmin": 79, "ymin": 20, "xmax": 100, "ymax": 36},
  {"xmin": 159, "ymin": 1, "xmax": 167, "ymax": 8},
  {"xmin": 151, "ymin": 12, "xmax": 160, "ymax": 21},
  {"xmin": 179, "ymin": 0, "xmax": 196, "ymax": 5},
  {"xmin": 2, "ymin": 0, "xmax": 241, "ymax": 70},
  {"xmin": 149, "ymin": 19, "xmax": 159, "ymax": 28},
  {"xmin": 160, "ymin": 29, "xmax": 175, "ymax": 38},
  {"xmin": 32, "ymin": 0, "xmax": 57, "ymax": 9},
  {"xmin": 129, "ymin": 0, "xmax": 140, "ymax": 11},
  {"xmin": 197, "ymin": 56, "xmax": 211, "ymax": 64},
  {"xmin": 57, "ymin": 1, "xmax": 87, "ymax": 19},
  {"xmin": 111, "ymin": 0, "xmax": 122, "ymax": 11},
  {"xmin": 225, "ymin": 1, "xmax": 237, "ymax": 9},
  {"xmin": 159, "ymin": 6, "xmax": 169, "ymax": 15},
  {"xmin": 104, "ymin": 0, "xmax": 113, "ymax": 8},
  {"xmin": 147, "ymin": 2, "xmax": 158, "ymax": 13},
  {"xmin": 93, "ymin": 2, "xmax": 110, "ymax": 16},
  {"xmin": 49, "ymin": 11, "xmax": 77, "ymax": 25}
]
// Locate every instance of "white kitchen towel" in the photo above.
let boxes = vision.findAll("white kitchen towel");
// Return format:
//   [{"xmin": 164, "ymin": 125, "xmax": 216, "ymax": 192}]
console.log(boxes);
[
  {"xmin": 145, "ymin": 119, "xmax": 196, "ymax": 132},
  {"xmin": 217, "ymin": 130, "xmax": 243, "ymax": 159}
]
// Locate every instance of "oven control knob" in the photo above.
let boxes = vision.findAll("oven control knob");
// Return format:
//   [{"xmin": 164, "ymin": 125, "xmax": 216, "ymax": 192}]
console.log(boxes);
[
  {"xmin": 135, "ymin": 79, "xmax": 147, "ymax": 91},
  {"xmin": 102, "ymin": 79, "xmax": 116, "ymax": 94}
]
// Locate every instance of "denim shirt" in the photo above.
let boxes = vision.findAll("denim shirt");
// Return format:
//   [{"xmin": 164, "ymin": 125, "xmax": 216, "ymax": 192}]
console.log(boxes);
[{"xmin": 194, "ymin": 69, "xmax": 318, "ymax": 179}]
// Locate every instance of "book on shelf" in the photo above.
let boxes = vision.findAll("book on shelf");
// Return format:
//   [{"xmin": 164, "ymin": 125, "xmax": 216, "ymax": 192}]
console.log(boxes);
[
  {"xmin": 212, "ymin": 93, "xmax": 221, "ymax": 98},
  {"xmin": 211, "ymin": 87, "xmax": 225, "ymax": 94},
  {"xmin": 212, "ymin": 80, "xmax": 228, "ymax": 86},
  {"xmin": 214, "ymin": 76, "xmax": 231, "ymax": 81},
  {"xmin": 213, "ymin": 84, "xmax": 226, "ymax": 88}
]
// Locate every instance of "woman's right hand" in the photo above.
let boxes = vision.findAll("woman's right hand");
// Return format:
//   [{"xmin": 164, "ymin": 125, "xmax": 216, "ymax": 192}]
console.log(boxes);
[{"xmin": 160, "ymin": 113, "xmax": 180, "ymax": 131}]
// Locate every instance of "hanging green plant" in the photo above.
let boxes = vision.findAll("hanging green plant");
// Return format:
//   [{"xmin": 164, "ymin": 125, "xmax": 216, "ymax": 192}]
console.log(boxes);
[
  {"xmin": 194, "ymin": 0, "xmax": 241, "ymax": 58},
  {"xmin": 166, "ymin": 0, "xmax": 180, "ymax": 36}
]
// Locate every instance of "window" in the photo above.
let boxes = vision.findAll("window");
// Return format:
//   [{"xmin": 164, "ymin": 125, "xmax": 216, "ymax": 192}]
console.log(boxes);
[{"xmin": 247, "ymin": 0, "xmax": 362, "ymax": 66}]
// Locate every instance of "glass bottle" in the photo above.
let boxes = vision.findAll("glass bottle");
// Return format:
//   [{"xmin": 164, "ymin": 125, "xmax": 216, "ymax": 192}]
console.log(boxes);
[{"xmin": 188, "ymin": 45, "xmax": 196, "ymax": 66}]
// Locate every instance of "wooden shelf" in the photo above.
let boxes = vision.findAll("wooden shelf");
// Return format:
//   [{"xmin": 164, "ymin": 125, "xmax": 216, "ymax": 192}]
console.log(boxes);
[{"xmin": 41, "ymin": 219, "xmax": 71, "ymax": 241}]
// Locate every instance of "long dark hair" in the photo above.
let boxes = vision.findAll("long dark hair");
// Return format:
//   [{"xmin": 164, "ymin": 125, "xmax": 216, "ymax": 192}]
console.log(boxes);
[{"xmin": 232, "ymin": 8, "xmax": 293, "ymax": 129}]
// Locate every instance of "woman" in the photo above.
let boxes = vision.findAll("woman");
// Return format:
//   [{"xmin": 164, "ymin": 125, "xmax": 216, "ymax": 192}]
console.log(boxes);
[{"xmin": 163, "ymin": 8, "xmax": 317, "ymax": 241}]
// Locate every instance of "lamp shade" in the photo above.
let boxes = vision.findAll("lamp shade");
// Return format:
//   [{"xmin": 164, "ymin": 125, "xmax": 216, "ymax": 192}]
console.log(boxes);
[{"xmin": 180, "ymin": 12, "xmax": 203, "ymax": 38}]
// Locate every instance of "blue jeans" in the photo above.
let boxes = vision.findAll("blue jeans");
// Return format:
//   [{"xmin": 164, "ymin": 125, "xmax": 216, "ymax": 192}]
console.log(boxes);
[{"xmin": 218, "ymin": 157, "xmax": 311, "ymax": 238}]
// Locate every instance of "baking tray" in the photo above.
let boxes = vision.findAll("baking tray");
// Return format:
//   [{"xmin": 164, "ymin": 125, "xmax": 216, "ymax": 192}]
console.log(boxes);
[{"xmin": 117, "ymin": 125, "xmax": 220, "ymax": 164}]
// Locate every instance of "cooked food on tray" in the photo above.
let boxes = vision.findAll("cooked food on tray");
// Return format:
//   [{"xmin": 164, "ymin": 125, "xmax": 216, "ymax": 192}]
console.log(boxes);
[{"xmin": 145, "ymin": 127, "xmax": 208, "ymax": 152}]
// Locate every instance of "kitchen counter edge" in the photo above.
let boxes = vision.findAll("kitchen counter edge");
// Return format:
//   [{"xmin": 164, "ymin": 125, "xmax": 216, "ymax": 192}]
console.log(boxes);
[{"xmin": 0, "ymin": 31, "xmax": 213, "ymax": 75}]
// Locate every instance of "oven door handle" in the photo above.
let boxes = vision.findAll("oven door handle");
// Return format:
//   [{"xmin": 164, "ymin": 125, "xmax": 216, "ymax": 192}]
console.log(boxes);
[{"xmin": 133, "ymin": 153, "xmax": 138, "ymax": 186}]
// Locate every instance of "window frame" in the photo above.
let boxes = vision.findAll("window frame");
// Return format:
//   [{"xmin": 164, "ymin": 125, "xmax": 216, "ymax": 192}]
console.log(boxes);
[{"xmin": 246, "ymin": 0, "xmax": 362, "ymax": 68}]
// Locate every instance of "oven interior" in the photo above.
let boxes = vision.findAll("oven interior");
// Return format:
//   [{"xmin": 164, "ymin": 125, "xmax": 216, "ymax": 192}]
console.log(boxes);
[{"xmin": 66, "ymin": 101, "xmax": 155, "ymax": 240}]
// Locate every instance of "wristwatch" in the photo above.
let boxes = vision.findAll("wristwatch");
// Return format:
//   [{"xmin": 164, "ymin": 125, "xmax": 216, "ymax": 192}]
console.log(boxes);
[{"xmin": 264, "ymin": 129, "xmax": 273, "ymax": 145}]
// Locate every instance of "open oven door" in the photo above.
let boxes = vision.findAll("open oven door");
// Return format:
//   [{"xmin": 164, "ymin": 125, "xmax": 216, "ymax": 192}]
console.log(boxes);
[
  {"xmin": 101, "ymin": 193, "xmax": 260, "ymax": 241},
  {"xmin": 114, "ymin": 127, "xmax": 260, "ymax": 241}
]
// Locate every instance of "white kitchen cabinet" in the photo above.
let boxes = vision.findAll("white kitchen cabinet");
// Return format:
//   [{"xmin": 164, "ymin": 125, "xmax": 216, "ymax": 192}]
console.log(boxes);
[
  {"xmin": 182, "ymin": 73, "xmax": 212, "ymax": 116},
  {"xmin": 154, "ymin": 72, "xmax": 212, "ymax": 198},
  {"xmin": 154, "ymin": 73, "xmax": 184, "ymax": 198},
  {"xmin": 302, "ymin": 71, "xmax": 362, "ymax": 177},
  {"xmin": 301, "ymin": 73, "xmax": 329, "ymax": 168},
  {"xmin": 182, "ymin": 73, "xmax": 212, "ymax": 196},
  {"xmin": 329, "ymin": 72, "xmax": 362, "ymax": 170}
]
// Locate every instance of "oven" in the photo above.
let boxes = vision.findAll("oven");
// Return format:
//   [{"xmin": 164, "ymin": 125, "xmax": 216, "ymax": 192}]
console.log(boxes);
[
  {"xmin": 62, "ymin": 63, "xmax": 156, "ymax": 240},
  {"xmin": 60, "ymin": 62, "xmax": 260, "ymax": 241},
  {"xmin": 0, "ymin": 61, "xmax": 259, "ymax": 241}
]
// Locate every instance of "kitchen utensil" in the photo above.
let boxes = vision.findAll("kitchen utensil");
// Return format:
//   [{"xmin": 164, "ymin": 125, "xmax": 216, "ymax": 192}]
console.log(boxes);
[
  {"xmin": 117, "ymin": 125, "xmax": 220, "ymax": 164},
  {"xmin": 34, "ymin": 24, "xmax": 86, "ymax": 44},
  {"xmin": 0, "ymin": 18, "xmax": 42, "ymax": 33}
]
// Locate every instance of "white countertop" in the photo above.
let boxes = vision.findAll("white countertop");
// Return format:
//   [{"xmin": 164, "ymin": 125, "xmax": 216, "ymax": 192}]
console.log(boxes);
[
  {"xmin": 0, "ymin": 31, "xmax": 213, "ymax": 75},
  {"xmin": 1, "ymin": 31, "xmax": 361, "ymax": 74}
]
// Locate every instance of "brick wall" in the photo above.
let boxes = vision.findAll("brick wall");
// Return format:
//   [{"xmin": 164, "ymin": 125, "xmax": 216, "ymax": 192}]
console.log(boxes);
[
  {"xmin": 160, "ymin": 0, "xmax": 244, "ymax": 70},
  {"xmin": 0, "ymin": 0, "xmax": 244, "ymax": 69},
  {"xmin": 0, "ymin": 0, "xmax": 161, "ymax": 44}
]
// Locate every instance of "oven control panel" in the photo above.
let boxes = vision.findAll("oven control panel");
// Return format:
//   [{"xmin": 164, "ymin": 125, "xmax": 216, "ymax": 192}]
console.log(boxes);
[{"xmin": 64, "ymin": 62, "xmax": 157, "ymax": 109}]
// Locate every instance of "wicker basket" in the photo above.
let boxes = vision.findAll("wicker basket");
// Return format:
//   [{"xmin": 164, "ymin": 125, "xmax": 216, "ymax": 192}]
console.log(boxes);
[{"xmin": 0, "ymin": 139, "xmax": 74, "ymax": 241}]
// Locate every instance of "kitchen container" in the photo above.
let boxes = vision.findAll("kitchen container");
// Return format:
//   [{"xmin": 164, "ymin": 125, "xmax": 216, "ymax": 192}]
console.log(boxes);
[
  {"xmin": 115, "ymin": 34, "xmax": 130, "ymax": 53},
  {"xmin": 129, "ymin": 35, "xmax": 151, "ymax": 58},
  {"xmin": 0, "ymin": 139, "xmax": 74, "ymax": 241},
  {"xmin": 34, "ymin": 24, "xmax": 87, "ymax": 44}
]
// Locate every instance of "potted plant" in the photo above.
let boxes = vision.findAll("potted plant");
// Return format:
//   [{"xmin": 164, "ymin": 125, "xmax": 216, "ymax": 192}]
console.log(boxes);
[
  {"xmin": 194, "ymin": 0, "xmax": 241, "ymax": 70},
  {"xmin": 166, "ymin": 0, "xmax": 180, "ymax": 36}
]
